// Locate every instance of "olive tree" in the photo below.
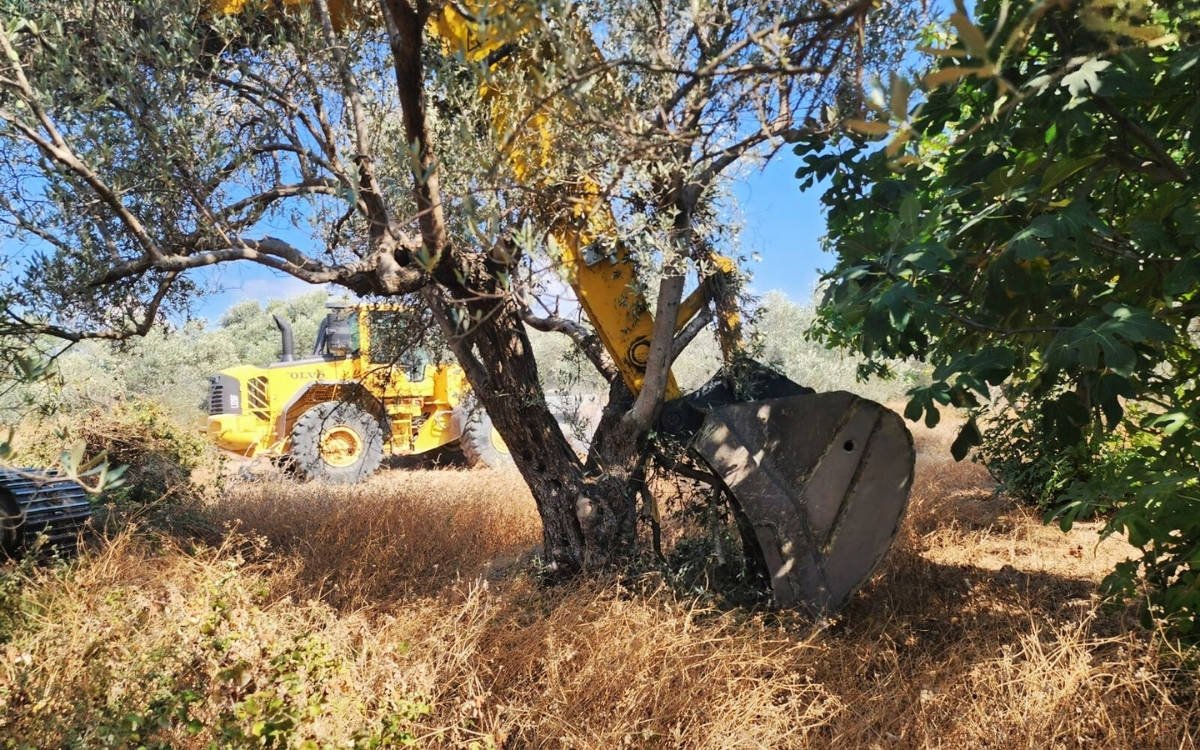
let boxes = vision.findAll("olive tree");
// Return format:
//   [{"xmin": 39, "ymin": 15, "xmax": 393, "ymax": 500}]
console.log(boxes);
[{"xmin": 0, "ymin": 0, "xmax": 913, "ymax": 574}]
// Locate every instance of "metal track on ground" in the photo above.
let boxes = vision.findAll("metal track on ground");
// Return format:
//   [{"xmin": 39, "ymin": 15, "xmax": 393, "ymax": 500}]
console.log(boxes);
[{"xmin": 0, "ymin": 469, "xmax": 93, "ymax": 556}]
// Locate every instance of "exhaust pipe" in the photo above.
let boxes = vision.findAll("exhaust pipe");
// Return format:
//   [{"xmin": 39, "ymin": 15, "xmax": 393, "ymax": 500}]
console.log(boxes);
[{"xmin": 273, "ymin": 314, "xmax": 295, "ymax": 362}]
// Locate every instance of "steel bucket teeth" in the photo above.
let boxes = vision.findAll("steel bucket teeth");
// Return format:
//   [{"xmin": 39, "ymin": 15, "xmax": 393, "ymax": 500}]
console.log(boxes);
[{"xmin": 693, "ymin": 391, "xmax": 915, "ymax": 612}]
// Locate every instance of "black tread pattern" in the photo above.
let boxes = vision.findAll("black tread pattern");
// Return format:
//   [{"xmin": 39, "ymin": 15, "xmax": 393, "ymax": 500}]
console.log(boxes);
[
  {"xmin": 288, "ymin": 402, "xmax": 385, "ymax": 483},
  {"xmin": 0, "ymin": 469, "xmax": 92, "ymax": 557},
  {"xmin": 459, "ymin": 408, "xmax": 513, "ymax": 469}
]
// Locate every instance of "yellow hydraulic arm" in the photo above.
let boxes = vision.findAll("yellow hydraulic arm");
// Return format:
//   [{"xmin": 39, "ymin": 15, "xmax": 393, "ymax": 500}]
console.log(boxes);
[{"xmin": 430, "ymin": 4, "xmax": 730, "ymax": 399}]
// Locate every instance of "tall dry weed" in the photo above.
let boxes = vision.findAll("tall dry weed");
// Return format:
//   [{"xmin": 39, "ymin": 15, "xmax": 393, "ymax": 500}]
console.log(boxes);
[
  {"xmin": 1, "ymin": 423, "xmax": 1197, "ymax": 748},
  {"xmin": 210, "ymin": 469, "xmax": 541, "ymax": 607}
]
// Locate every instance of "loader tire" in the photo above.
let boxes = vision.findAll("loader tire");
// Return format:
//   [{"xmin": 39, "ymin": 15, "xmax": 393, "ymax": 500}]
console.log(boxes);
[
  {"xmin": 459, "ymin": 407, "xmax": 513, "ymax": 469},
  {"xmin": 289, "ymin": 402, "xmax": 384, "ymax": 484}
]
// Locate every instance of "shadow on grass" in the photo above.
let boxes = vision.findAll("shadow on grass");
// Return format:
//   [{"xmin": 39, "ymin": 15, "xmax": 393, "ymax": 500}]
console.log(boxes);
[{"xmin": 840, "ymin": 544, "xmax": 1130, "ymax": 664}]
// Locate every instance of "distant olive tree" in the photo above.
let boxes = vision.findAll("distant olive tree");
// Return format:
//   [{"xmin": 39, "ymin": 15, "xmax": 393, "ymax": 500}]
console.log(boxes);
[{"xmin": 215, "ymin": 292, "xmax": 331, "ymax": 366}]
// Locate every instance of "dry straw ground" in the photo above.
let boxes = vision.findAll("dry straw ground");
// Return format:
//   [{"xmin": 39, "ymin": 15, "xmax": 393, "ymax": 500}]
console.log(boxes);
[{"xmin": 1, "ymin": 421, "xmax": 1198, "ymax": 748}]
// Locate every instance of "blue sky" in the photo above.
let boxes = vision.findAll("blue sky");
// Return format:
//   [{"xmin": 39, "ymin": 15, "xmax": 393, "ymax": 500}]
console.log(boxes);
[
  {"xmin": 734, "ymin": 152, "xmax": 831, "ymax": 306},
  {"xmin": 193, "ymin": 152, "xmax": 832, "ymax": 321}
]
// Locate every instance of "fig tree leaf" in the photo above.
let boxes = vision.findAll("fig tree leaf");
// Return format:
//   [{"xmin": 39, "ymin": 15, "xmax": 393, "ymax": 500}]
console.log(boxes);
[{"xmin": 950, "ymin": 418, "xmax": 981, "ymax": 461}]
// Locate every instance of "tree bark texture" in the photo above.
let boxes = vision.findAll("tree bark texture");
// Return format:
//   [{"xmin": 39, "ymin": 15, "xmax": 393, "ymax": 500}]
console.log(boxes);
[
  {"xmin": 381, "ymin": 0, "xmax": 642, "ymax": 574},
  {"xmin": 432, "ymin": 257, "xmax": 644, "ymax": 573}
]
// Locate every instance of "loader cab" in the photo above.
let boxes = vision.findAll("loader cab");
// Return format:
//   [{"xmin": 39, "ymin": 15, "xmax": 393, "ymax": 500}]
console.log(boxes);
[
  {"xmin": 362, "ymin": 306, "xmax": 433, "ymax": 381},
  {"xmin": 308, "ymin": 302, "xmax": 433, "ymax": 380}
]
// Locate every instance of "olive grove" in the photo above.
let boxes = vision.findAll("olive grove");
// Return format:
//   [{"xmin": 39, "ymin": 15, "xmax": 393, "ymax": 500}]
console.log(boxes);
[{"xmin": 0, "ymin": 0, "xmax": 917, "ymax": 574}]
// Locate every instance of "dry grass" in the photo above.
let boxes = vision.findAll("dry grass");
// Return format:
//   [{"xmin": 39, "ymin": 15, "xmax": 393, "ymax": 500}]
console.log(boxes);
[
  {"xmin": 2, "ymin": 423, "xmax": 1198, "ymax": 749},
  {"xmin": 210, "ymin": 470, "xmax": 541, "ymax": 607}
]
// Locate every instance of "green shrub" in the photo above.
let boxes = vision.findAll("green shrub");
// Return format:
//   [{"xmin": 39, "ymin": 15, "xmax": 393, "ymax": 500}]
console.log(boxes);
[
  {"xmin": 78, "ymin": 401, "xmax": 212, "ymax": 505},
  {"xmin": 979, "ymin": 394, "xmax": 1159, "ymax": 520},
  {"xmin": 14, "ymin": 400, "xmax": 216, "ymax": 507}
]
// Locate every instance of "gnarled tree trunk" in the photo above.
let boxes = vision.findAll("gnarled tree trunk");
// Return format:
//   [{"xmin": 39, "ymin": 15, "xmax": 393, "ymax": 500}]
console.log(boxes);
[
  {"xmin": 383, "ymin": 0, "xmax": 645, "ymax": 573},
  {"xmin": 431, "ymin": 271, "xmax": 647, "ymax": 573}
]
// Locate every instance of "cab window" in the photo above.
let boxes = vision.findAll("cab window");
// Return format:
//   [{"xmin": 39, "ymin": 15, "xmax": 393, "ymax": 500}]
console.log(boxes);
[
  {"xmin": 323, "ymin": 309, "xmax": 360, "ymax": 358},
  {"xmin": 367, "ymin": 310, "xmax": 410, "ymax": 366}
]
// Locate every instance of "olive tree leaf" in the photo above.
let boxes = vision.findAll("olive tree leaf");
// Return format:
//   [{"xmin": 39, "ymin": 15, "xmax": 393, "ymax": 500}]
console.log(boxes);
[
  {"xmin": 843, "ymin": 118, "xmax": 892, "ymax": 136},
  {"xmin": 949, "ymin": 11, "xmax": 988, "ymax": 59}
]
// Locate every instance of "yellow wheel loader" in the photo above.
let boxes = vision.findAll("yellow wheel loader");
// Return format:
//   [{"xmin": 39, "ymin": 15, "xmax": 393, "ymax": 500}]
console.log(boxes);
[{"xmin": 205, "ymin": 301, "xmax": 511, "ymax": 482}]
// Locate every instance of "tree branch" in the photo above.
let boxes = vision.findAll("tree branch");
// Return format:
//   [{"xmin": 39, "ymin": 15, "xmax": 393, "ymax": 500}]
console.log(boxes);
[
  {"xmin": 521, "ymin": 307, "xmax": 619, "ymax": 382},
  {"xmin": 312, "ymin": 0, "xmax": 393, "ymax": 237},
  {"xmin": 624, "ymin": 271, "xmax": 685, "ymax": 431},
  {"xmin": 89, "ymin": 234, "xmax": 425, "ymax": 295},
  {"xmin": 215, "ymin": 178, "xmax": 346, "ymax": 224},
  {"xmin": 1095, "ymin": 96, "xmax": 1189, "ymax": 184},
  {"xmin": 381, "ymin": 0, "xmax": 450, "ymax": 264},
  {"xmin": 671, "ymin": 305, "xmax": 712, "ymax": 363},
  {"xmin": 5, "ymin": 270, "xmax": 178, "ymax": 342}
]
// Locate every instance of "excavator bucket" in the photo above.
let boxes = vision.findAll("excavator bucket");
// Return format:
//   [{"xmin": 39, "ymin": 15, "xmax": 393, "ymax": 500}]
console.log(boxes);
[{"xmin": 692, "ymin": 391, "xmax": 915, "ymax": 612}]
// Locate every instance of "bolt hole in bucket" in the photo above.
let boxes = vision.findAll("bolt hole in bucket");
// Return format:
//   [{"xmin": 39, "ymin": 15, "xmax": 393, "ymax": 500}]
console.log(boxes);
[{"xmin": 843, "ymin": 439, "xmax": 855, "ymax": 452}]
